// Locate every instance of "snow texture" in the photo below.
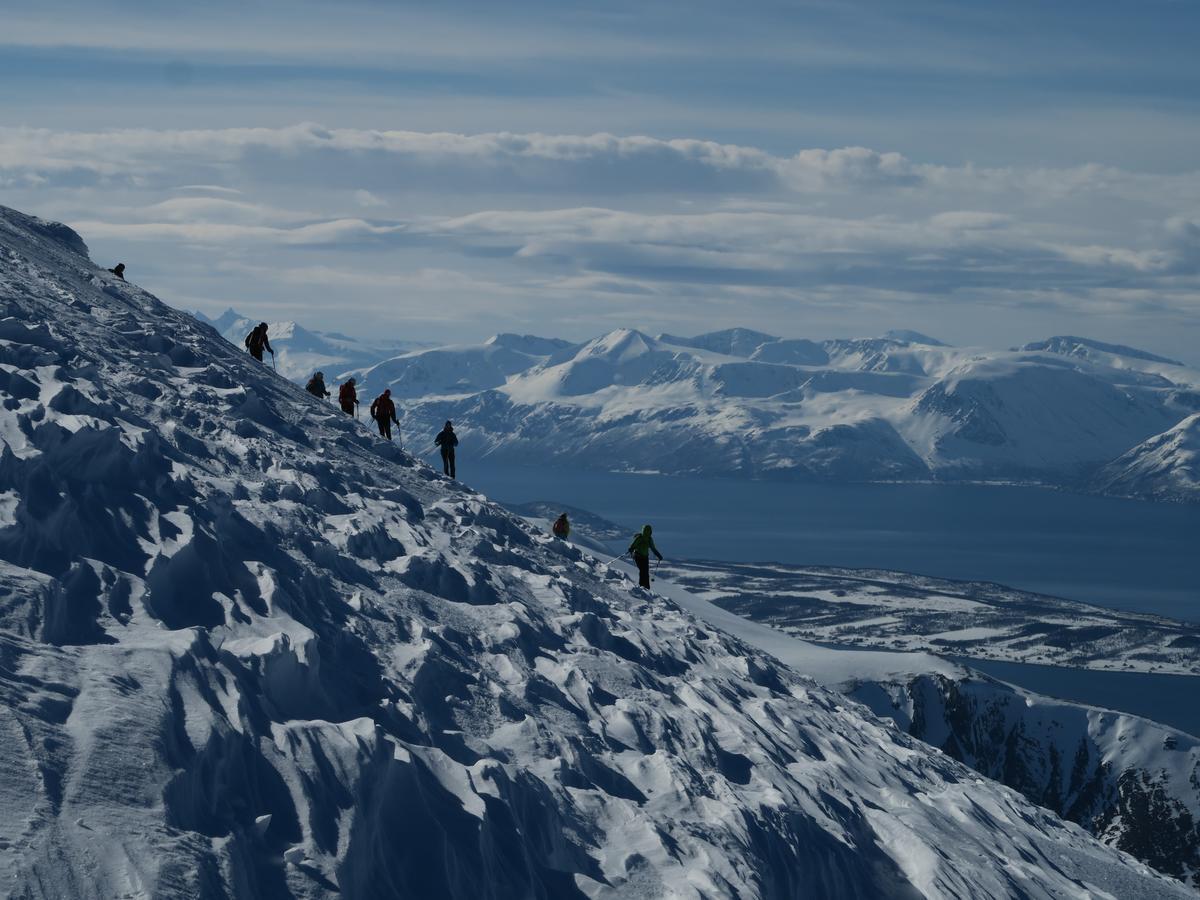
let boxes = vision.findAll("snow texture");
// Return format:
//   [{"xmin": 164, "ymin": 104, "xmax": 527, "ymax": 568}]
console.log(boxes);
[
  {"xmin": 0, "ymin": 204, "xmax": 1194, "ymax": 898},
  {"xmin": 657, "ymin": 558, "xmax": 1200, "ymax": 887}
]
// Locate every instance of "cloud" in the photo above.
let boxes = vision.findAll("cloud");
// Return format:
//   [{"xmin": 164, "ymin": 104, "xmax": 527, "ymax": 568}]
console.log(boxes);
[
  {"xmin": 3, "ymin": 121, "xmax": 1194, "ymax": 360},
  {"xmin": 70, "ymin": 217, "xmax": 406, "ymax": 246}
]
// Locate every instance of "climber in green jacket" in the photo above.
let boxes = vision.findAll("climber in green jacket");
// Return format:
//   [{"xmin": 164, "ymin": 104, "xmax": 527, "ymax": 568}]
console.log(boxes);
[{"xmin": 627, "ymin": 524, "xmax": 663, "ymax": 589}]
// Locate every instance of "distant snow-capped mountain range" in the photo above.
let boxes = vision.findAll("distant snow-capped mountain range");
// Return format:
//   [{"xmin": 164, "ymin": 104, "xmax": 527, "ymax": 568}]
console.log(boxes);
[
  {"xmin": 194, "ymin": 312, "xmax": 1199, "ymax": 501},
  {"xmin": 354, "ymin": 326, "xmax": 1198, "ymax": 501}
]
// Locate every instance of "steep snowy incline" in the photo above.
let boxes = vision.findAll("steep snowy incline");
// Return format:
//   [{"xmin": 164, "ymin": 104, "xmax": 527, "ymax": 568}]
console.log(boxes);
[
  {"xmin": 651, "ymin": 559, "xmax": 1200, "ymax": 886},
  {"xmin": 0, "ymin": 204, "xmax": 1194, "ymax": 899},
  {"xmin": 1095, "ymin": 413, "xmax": 1200, "ymax": 502}
]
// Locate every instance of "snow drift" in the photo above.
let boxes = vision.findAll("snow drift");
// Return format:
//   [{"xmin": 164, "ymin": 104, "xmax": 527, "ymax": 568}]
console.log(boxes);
[{"xmin": 0, "ymin": 204, "xmax": 1194, "ymax": 898}]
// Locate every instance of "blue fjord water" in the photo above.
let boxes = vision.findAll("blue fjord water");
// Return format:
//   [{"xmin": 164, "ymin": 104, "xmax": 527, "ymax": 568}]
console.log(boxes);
[
  {"xmin": 465, "ymin": 462, "xmax": 1199, "ymax": 622},
  {"xmin": 462, "ymin": 462, "xmax": 1200, "ymax": 733}
]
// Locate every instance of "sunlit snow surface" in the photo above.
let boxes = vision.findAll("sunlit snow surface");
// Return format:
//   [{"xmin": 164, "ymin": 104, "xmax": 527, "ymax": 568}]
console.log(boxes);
[{"xmin": 0, "ymin": 205, "xmax": 1195, "ymax": 898}]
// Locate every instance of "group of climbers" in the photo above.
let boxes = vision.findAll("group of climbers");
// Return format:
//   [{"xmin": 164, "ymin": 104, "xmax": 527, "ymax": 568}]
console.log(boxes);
[
  {"xmin": 106, "ymin": 276, "xmax": 672, "ymax": 592},
  {"xmin": 238, "ymin": 320, "xmax": 665, "ymax": 591}
]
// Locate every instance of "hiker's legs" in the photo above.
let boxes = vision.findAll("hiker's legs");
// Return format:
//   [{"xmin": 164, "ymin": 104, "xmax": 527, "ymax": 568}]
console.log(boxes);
[
  {"xmin": 377, "ymin": 418, "xmax": 390, "ymax": 439},
  {"xmin": 442, "ymin": 448, "xmax": 455, "ymax": 478},
  {"xmin": 340, "ymin": 401, "xmax": 354, "ymax": 415},
  {"xmin": 635, "ymin": 553, "xmax": 651, "ymax": 588},
  {"xmin": 250, "ymin": 348, "xmax": 263, "ymax": 362}
]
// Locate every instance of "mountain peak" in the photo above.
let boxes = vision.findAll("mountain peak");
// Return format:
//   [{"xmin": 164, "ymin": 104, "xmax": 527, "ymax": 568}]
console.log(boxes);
[
  {"xmin": 882, "ymin": 329, "xmax": 946, "ymax": 346},
  {"xmin": 659, "ymin": 327, "xmax": 779, "ymax": 358},
  {"xmin": 1022, "ymin": 335, "xmax": 1183, "ymax": 366}
]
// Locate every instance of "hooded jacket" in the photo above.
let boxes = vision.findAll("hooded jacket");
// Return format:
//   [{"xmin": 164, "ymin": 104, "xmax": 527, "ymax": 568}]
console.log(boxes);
[{"xmin": 628, "ymin": 525, "xmax": 662, "ymax": 560}]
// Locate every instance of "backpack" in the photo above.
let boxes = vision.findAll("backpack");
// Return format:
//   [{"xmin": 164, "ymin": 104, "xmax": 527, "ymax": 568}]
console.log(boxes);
[
  {"xmin": 552, "ymin": 517, "xmax": 569, "ymax": 538},
  {"xmin": 245, "ymin": 327, "xmax": 264, "ymax": 352}
]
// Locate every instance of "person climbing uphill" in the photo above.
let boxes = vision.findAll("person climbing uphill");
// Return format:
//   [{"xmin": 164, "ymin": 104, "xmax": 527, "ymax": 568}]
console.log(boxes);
[
  {"xmin": 370, "ymin": 388, "xmax": 399, "ymax": 442},
  {"xmin": 338, "ymin": 378, "xmax": 358, "ymax": 416},
  {"xmin": 552, "ymin": 513, "xmax": 570, "ymax": 540},
  {"xmin": 108, "ymin": 263, "xmax": 125, "ymax": 280},
  {"xmin": 305, "ymin": 371, "xmax": 330, "ymax": 399},
  {"xmin": 244, "ymin": 322, "xmax": 273, "ymax": 362},
  {"xmin": 434, "ymin": 420, "xmax": 458, "ymax": 478},
  {"xmin": 628, "ymin": 524, "xmax": 663, "ymax": 589}
]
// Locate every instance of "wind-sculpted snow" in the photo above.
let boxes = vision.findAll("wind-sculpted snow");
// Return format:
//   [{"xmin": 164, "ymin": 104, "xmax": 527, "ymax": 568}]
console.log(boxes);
[
  {"xmin": 659, "ymin": 558, "xmax": 1200, "ymax": 887},
  {"xmin": 0, "ymin": 204, "xmax": 1195, "ymax": 898}
]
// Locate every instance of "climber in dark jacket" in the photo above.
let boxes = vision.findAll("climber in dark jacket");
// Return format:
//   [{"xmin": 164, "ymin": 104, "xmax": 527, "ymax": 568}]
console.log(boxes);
[
  {"xmin": 434, "ymin": 420, "xmax": 458, "ymax": 478},
  {"xmin": 627, "ymin": 524, "xmax": 663, "ymax": 589},
  {"xmin": 305, "ymin": 372, "xmax": 330, "ymax": 399},
  {"xmin": 108, "ymin": 263, "xmax": 125, "ymax": 280},
  {"xmin": 338, "ymin": 378, "xmax": 358, "ymax": 416},
  {"xmin": 370, "ymin": 389, "xmax": 399, "ymax": 441},
  {"xmin": 244, "ymin": 322, "xmax": 273, "ymax": 362}
]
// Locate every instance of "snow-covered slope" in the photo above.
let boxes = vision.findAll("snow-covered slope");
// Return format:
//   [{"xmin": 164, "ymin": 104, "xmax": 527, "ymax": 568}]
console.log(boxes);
[
  {"xmin": 646, "ymin": 564, "xmax": 1200, "ymax": 888},
  {"xmin": 1021, "ymin": 335, "xmax": 1186, "ymax": 368},
  {"xmin": 195, "ymin": 307, "xmax": 422, "ymax": 384},
  {"xmin": 1094, "ymin": 413, "xmax": 1200, "ymax": 501},
  {"xmin": 2, "ymin": 204, "xmax": 1194, "ymax": 897},
  {"xmin": 375, "ymin": 327, "xmax": 1198, "ymax": 497}
]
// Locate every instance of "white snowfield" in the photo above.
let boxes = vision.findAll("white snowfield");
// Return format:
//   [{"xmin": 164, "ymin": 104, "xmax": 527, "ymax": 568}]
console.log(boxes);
[
  {"xmin": 350, "ymin": 323, "xmax": 1200, "ymax": 501},
  {"xmin": 0, "ymin": 205, "xmax": 1194, "ymax": 899},
  {"xmin": 650, "ymin": 559, "xmax": 1200, "ymax": 887}
]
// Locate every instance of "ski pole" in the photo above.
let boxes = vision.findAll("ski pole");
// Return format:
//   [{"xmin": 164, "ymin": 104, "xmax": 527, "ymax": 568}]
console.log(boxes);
[{"xmin": 603, "ymin": 551, "xmax": 628, "ymax": 567}]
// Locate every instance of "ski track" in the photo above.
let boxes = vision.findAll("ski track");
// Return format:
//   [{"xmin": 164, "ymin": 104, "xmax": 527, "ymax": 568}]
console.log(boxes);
[{"xmin": 0, "ymin": 205, "xmax": 1195, "ymax": 898}]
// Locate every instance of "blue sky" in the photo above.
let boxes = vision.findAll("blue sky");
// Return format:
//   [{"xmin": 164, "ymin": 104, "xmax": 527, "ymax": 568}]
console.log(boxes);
[{"xmin": 3, "ymin": 0, "xmax": 1199, "ymax": 362}]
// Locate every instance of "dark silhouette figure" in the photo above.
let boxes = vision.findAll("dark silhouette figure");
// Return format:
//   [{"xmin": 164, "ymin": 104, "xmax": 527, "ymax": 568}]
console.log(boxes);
[
  {"xmin": 339, "ymin": 378, "xmax": 358, "ymax": 415},
  {"xmin": 552, "ymin": 513, "xmax": 570, "ymax": 539},
  {"xmin": 244, "ymin": 322, "xmax": 273, "ymax": 362},
  {"xmin": 305, "ymin": 371, "xmax": 330, "ymax": 399},
  {"xmin": 435, "ymin": 420, "xmax": 458, "ymax": 478},
  {"xmin": 627, "ymin": 524, "xmax": 663, "ymax": 589},
  {"xmin": 108, "ymin": 263, "xmax": 125, "ymax": 280},
  {"xmin": 370, "ymin": 389, "xmax": 398, "ymax": 441}
]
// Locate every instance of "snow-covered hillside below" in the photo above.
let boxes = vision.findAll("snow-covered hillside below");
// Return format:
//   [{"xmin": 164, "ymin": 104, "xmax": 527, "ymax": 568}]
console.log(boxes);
[
  {"xmin": 345, "ymin": 327, "xmax": 1200, "ymax": 501},
  {"xmin": 3, "ymin": 205, "xmax": 1196, "ymax": 897},
  {"xmin": 644, "ymin": 569, "xmax": 1200, "ymax": 889},
  {"xmin": 194, "ymin": 307, "xmax": 424, "ymax": 383},
  {"xmin": 1095, "ymin": 413, "xmax": 1200, "ymax": 502}
]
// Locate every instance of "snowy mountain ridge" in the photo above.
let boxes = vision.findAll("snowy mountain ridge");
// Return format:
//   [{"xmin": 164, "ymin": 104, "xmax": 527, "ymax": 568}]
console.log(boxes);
[
  {"xmin": 2, "ymin": 205, "xmax": 1195, "ymax": 897},
  {"xmin": 345, "ymin": 326, "xmax": 1200, "ymax": 501}
]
